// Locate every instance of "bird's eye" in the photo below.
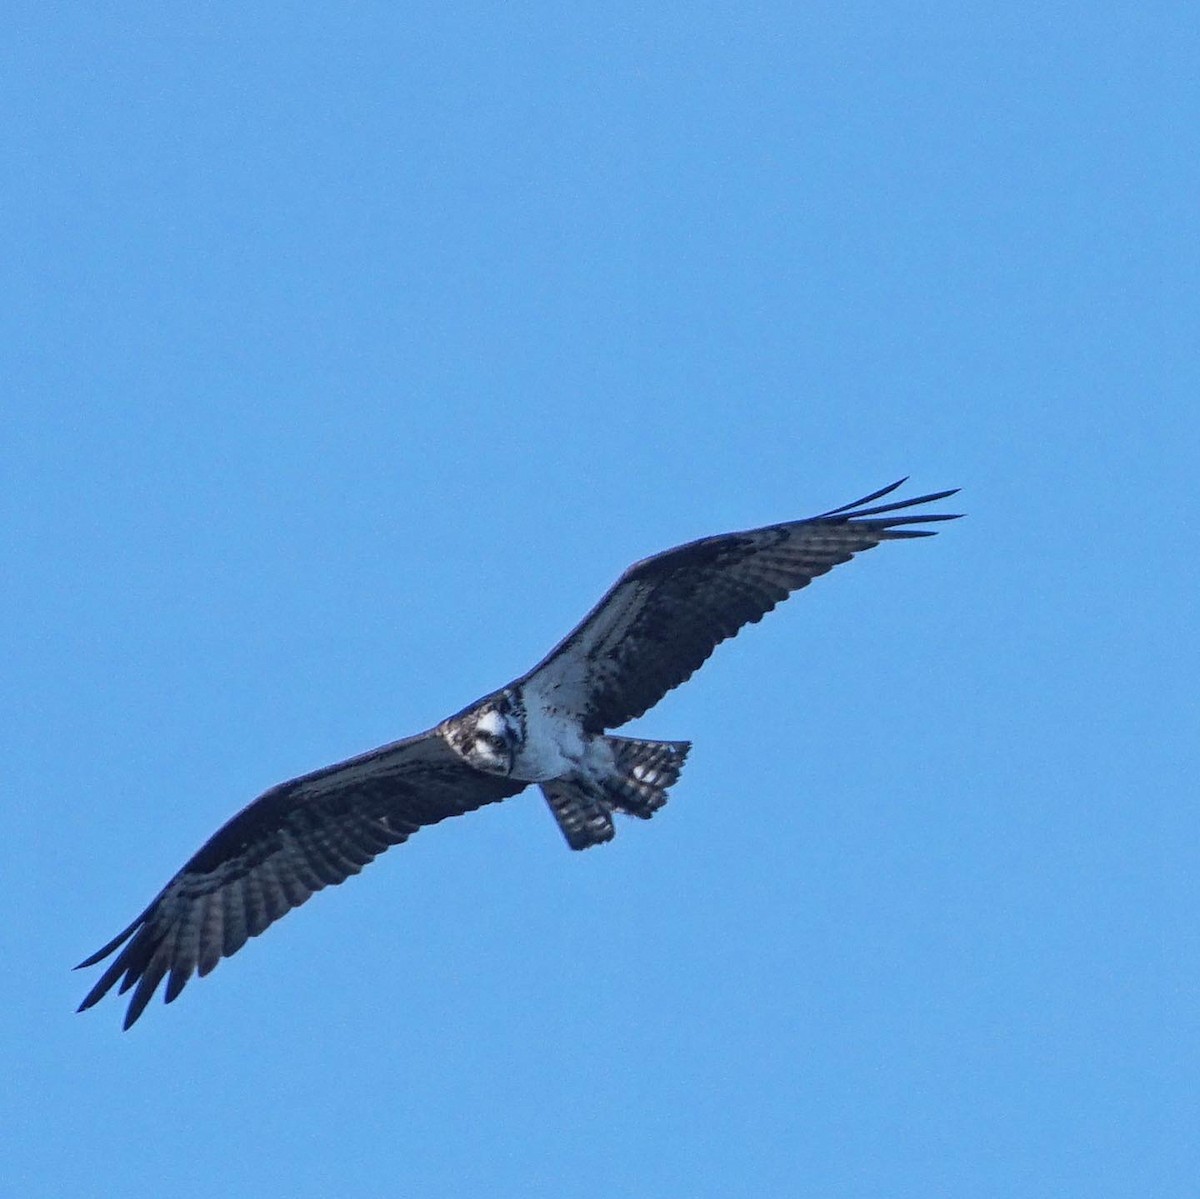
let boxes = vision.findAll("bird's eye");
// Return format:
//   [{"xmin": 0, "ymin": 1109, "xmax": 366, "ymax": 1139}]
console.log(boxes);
[{"xmin": 477, "ymin": 731, "xmax": 504, "ymax": 750}]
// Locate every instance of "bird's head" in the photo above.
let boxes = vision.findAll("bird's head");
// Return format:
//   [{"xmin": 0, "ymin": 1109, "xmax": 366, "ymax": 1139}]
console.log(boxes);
[{"xmin": 459, "ymin": 704, "xmax": 520, "ymax": 776}]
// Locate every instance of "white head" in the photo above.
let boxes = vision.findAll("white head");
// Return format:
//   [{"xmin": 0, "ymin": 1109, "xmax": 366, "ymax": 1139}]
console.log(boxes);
[{"xmin": 462, "ymin": 705, "xmax": 519, "ymax": 776}]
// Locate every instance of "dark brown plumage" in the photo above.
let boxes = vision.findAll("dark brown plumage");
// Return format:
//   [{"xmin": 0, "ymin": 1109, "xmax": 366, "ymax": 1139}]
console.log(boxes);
[{"xmin": 77, "ymin": 479, "xmax": 959, "ymax": 1028}]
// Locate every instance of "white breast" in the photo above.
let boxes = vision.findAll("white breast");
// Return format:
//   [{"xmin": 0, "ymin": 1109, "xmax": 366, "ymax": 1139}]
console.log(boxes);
[{"xmin": 510, "ymin": 689, "xmax": 589, "ymax": 782}]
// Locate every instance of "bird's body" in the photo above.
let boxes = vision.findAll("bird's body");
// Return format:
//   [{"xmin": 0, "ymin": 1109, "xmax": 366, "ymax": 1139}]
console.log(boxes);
[
  {"xmin": 446, "ymin": 685, "xmax": 590, "ymax": 783},
  {"xmin": 77, "ymin": 479, "xmax": 960, "ymax": 1028}
]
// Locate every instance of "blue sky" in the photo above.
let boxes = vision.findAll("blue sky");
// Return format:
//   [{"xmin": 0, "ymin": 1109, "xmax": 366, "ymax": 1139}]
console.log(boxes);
[{"xmin": 4, "ymin": 6, "xmax": 1197, "ymax": 1197}]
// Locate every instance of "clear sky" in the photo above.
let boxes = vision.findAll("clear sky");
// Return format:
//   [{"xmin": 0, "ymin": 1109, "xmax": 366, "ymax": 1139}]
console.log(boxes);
[{"xmin": 4, "ymin": 6, "xmax": 1196, "ymax": 1197}]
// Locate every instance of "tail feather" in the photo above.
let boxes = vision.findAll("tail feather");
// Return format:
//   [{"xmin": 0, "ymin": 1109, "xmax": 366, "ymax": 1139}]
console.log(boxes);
[
  {"xmin": 541, "ymin": 736, "xmax": 691, "ymax": 851},
  {"xmin": 541, "ymin": 779, "xmax": 616, "ymax": 850},
  {"xmin": 605, "ymin": 736, "xmax": 691, "ymax": 818}
]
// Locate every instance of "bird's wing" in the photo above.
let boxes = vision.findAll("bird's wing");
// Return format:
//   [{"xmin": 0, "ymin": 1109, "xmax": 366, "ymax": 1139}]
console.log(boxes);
[
  {"xmin": 521, "ymin": 480, "xmax": 960, "ymax": 732},
  {"xmin": 76, "ymin": 729, "xmax": 525, "ymax": 1029}
]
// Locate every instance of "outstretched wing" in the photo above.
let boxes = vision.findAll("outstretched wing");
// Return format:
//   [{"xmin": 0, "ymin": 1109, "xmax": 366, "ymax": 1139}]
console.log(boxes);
[
  {"xmin": 76, "ymin": 730, "xmax": 525, "ymax": 1029},
  {"xmin": 521, "ymin": 480, "xmax": 960, "ymax": 732}
]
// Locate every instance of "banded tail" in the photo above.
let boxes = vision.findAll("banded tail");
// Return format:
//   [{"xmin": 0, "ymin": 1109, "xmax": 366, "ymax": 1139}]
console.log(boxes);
[{"xmin": 541, "ymin": 736, "xmax": 691, "ymax": 850}]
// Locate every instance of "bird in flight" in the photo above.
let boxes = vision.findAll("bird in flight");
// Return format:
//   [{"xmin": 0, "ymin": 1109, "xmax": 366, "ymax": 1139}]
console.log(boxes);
[{"xmin": 77, "ymin": 479, "xmax": 959, "ymax": 1028}]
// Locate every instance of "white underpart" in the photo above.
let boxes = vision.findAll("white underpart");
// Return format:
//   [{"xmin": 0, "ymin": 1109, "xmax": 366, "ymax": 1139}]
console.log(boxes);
[{"xmin": 510, "ymin": 686, "xmax": 609, "ymax": 783}]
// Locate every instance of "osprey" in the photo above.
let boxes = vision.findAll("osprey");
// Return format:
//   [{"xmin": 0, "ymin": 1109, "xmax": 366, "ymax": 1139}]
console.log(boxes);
[{"xmin": 77, "ymin": 479, "xmax": 959, "ymax": 1028}]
